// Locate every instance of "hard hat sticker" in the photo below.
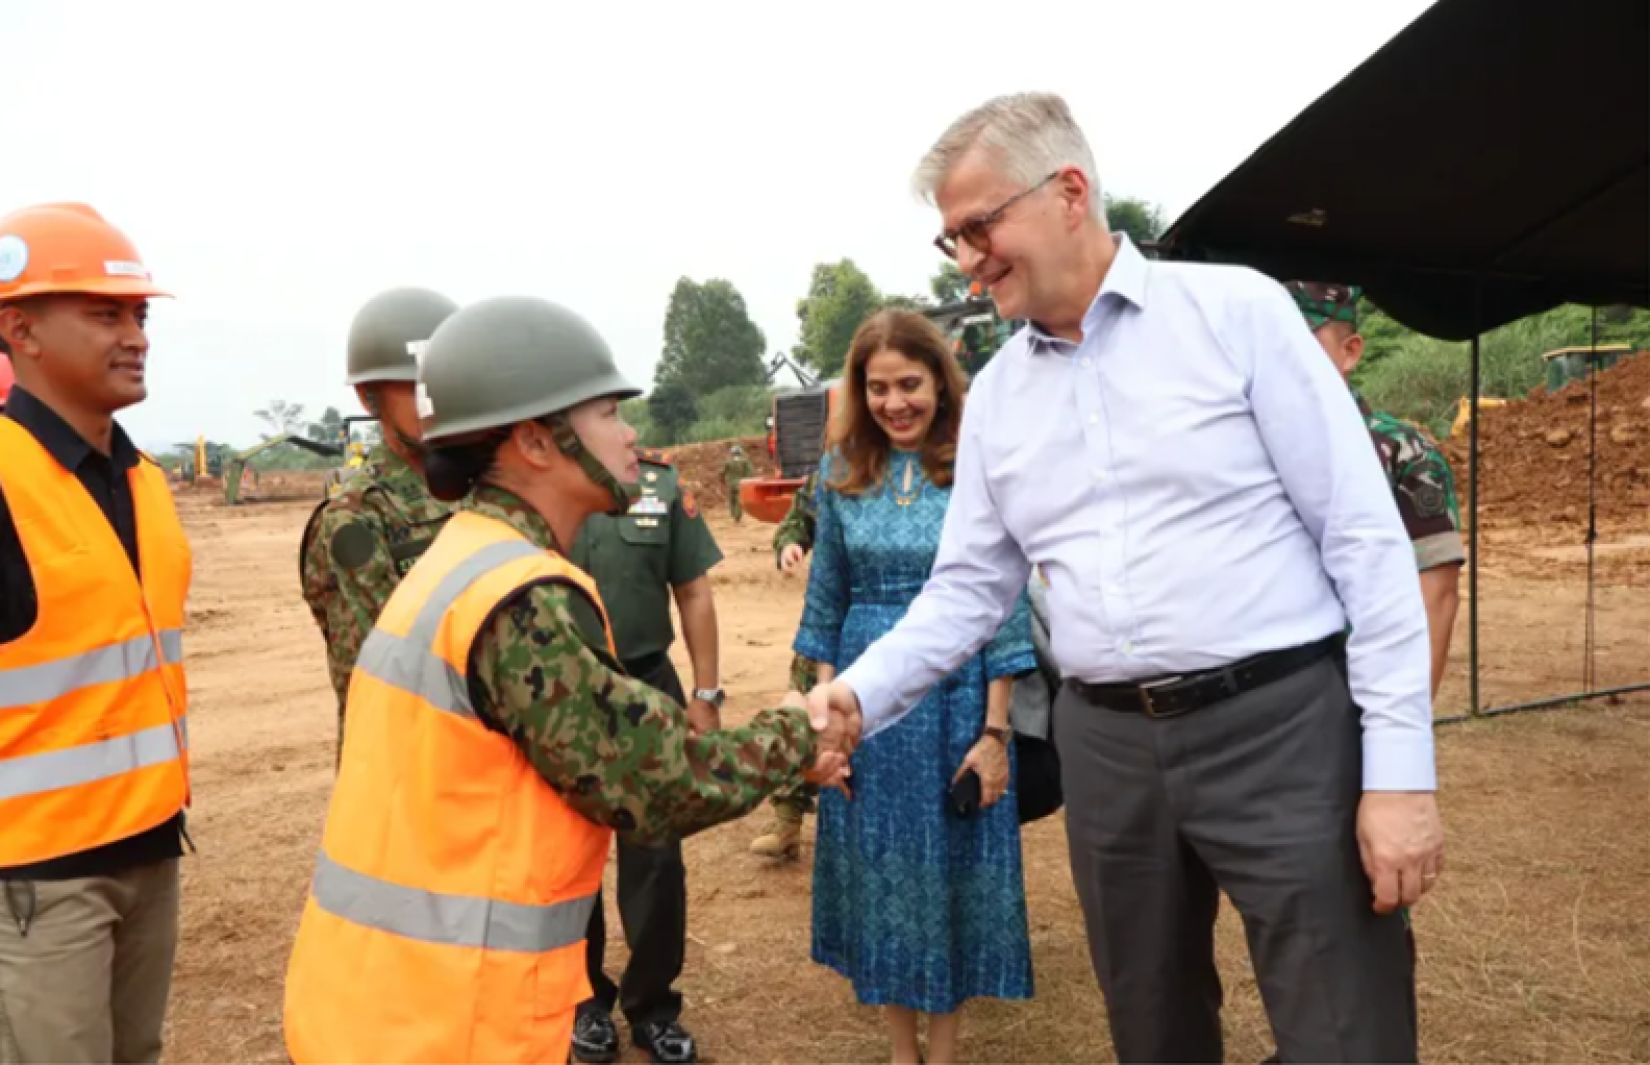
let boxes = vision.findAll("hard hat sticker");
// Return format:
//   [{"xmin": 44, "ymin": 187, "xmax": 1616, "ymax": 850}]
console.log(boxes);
[
  {"xmin": 0, "ymin": 236, "xmax": 29, "ymax": 283},
  {"xmin": 410, "ymin": 340, "xmax": 434, "ymax": 418},
  {"xmin": 103, "ymin": 260, "xmax": 150, "ymax": 279}
]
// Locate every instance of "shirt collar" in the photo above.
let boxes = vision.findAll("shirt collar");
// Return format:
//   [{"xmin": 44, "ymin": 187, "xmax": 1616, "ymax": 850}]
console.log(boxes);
[
  {"xmin": 3, "ymin": 385, "xmax": 139, "ymax": 472},
  {"xmin": 1028, "ymin": 232, "xmax": 1150, "ymax": 353},
  {"xmin": 464, "ymin": 482, "xmax": 560, "ymax": 553}
]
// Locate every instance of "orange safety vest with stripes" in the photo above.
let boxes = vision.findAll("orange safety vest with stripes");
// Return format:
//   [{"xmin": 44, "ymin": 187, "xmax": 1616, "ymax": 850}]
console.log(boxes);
[
  {"xmin": 0, "ymin": 418, "xmax": 192, "ymax": 867},
  {"xmin": 283, "ymin": 509, "xmax": 617, "ymax": 1065}
]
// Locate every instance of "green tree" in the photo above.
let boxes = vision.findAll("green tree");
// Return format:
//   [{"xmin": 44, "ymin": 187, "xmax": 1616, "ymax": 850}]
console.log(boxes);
[
  {"xmin": 656, "ymin": 278, "xmax": 767, "ymax": 394},
  {"xmin": 306, "ymin": 406, "xmax": 345, "ymax": 447},
  {"xmin": 253, "ymin": 398, "xmax": 307, "ymax": 439},
  {"xmin": 793, "ymin": 260, "xmax": 884, "ymax": 377},
  {"xmin": 1104, "ymin": 194, "xmax": 1166, "ymax": 245},
  {"xmin": 647, "ymin": 378, "xmax": 699, "ymax": 445},
  {"xmin": 930, "ymin": 262, "xmax": 971, "ymax": 305}
]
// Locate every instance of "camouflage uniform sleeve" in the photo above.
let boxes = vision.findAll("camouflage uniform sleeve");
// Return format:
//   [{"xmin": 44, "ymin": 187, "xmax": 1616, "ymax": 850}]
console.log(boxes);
[
  {"xmin": 469, "ymin": 580, "xmax": 818, "ymax": 847},
  {"xmin": 1391, "ymin": 438, "xmax": 1467, "ymax": 572},
  {"xmin": 771, "ymin": 471, "xmax": 818, "ymax": 559},
  {"xmin": 302, "ymin": 502, "xmax": 404, "ymax": 710}
]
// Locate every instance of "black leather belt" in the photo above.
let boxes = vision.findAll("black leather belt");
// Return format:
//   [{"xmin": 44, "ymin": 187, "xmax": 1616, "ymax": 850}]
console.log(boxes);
[{"xmin": 1068, "ymin": 634, "xmax": 1343, "ymax": 719}]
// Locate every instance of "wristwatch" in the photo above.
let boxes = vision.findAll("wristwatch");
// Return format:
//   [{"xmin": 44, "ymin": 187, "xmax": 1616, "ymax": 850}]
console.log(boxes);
[
  {"xmin": 982, "ymin": 725, "xmax": 1010, "ymax": 745},
  {"xmin": 693, "ymin": 687, "xmax": 725, "ymax": 709}
]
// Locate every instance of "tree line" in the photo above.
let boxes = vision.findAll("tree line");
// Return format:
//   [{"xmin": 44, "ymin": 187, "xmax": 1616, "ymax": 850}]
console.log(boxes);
[{"xmin": 640, "ymin": 194, "xmax": 1167, "ymax": 445}]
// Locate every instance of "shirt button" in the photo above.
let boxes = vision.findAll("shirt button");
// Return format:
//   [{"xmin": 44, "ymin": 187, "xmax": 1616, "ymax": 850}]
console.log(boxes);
[
  {"xmin": 1091, "ymin": 468, "xmax": 1106, "ymax": 481},
  {"xmin": 1088, "ymin": 414, "xmax": 1100, "ymax": 426},
  {"xmin": 1121, "ymin": 641, "xmax": 1136, "ymax": 655}
]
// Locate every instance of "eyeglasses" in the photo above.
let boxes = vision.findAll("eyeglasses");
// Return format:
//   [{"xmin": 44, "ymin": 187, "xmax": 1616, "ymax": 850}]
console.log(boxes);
[{"xmin": 933, "ymin": 172, "xmax": 1059, "ymax": 261}]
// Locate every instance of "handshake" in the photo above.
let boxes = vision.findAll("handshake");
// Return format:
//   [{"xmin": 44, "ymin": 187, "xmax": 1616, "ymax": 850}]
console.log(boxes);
[{"xmin": 780, "ymin": 681, "xmax": 863, "ymax": 795}]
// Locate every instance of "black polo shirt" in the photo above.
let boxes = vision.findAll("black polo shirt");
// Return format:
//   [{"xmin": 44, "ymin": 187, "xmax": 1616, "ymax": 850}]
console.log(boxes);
[{"xmin": 0, "ymin": 386, "xmax": 186, "ymax": 881}]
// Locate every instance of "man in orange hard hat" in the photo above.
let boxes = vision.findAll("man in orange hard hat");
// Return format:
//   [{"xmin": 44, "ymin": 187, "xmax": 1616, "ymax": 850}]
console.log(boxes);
[{"xmin": 0, "ymin": 203, "xmax": 193, "ymax": 1064}]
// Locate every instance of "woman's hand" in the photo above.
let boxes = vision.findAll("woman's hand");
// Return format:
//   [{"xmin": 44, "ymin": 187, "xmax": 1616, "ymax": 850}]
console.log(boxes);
[
  {"xmin": 953, "ymin": 735, "xmax": 1009, "ymax": 809},
  {"xmin": 779, "ymin": 544, "xmax": 806, "ymax": 574}
]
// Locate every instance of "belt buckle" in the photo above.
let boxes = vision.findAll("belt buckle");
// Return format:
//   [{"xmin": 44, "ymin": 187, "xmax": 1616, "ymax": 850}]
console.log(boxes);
[{"xmin": 1137, "ymin": 675, "xmax": 1184, "ymax": 718}]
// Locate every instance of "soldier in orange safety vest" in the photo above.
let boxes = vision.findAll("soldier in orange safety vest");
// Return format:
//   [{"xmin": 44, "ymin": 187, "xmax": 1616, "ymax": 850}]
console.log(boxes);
[
  {"xmin": 0, "ymin": 203, "xmax": 192, "ymax": 1064},
  {"xmin": 282, "ymin": 295, "xmax": 851, "ymax": 1065}
]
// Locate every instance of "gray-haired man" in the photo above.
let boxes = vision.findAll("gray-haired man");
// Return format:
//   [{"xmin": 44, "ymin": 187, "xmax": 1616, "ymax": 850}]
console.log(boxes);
[{"xmin": 808, "ymin": 93, "xmax": 1442, "ymax": 1063}]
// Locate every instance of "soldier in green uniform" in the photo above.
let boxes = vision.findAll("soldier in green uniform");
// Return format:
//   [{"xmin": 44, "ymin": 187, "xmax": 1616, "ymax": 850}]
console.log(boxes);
[
  {"xmin": 299, "ymin": 287, "xmax": 459, "ymax": 762},
  {"xmin": 1271, "ymin": 281, "xmax": 1468, "ymax": 1065},
  {"xmin": 749, "ymin": 467, "xmax": 822, "ymax": 858},
  {"xmin": 1288, "ymin": 281, "xmax": 1465, "ymax": 697},
  {"xmin": 565, "ymin": 448, "xmax": 726, "ymax": 1065},
  {"xmin": 410, "ymin": 294, "xmax": 843, "ymax": 1064},
  {"xmin": 722, "ymin": 443, "xmax": 753, "ymax": 522}
]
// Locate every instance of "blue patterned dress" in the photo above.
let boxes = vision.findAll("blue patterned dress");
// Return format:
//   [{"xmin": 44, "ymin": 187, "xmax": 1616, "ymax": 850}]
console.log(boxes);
[{"xmin": 794, "ymin": 450, "xmax": 1036, "ymax": 1014}]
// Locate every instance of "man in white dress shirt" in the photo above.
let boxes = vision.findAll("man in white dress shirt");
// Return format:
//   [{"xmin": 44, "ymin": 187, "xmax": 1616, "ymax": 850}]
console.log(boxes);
[{"xmin": 807, "ymin": 92, "xmax": 1443, "ymax": 1063}]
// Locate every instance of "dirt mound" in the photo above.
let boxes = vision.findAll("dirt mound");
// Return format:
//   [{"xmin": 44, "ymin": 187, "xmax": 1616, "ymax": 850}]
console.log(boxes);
[
  {"xmin": 654, "ymin": 435, "xmax": 774, "ymax": 511},
  {"xmin": 1444, "ymin": 352, "xmax": 1650, "ymax": 526}
]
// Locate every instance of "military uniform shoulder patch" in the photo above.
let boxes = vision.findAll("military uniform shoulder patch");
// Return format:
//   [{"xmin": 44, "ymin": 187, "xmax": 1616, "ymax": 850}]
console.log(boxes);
[
  {"xmin": 637, "ymin": 448, "xmax": 673, "ymax": 467},
  {"xmin": 329, "ymin": 519, "xmax": 379, "ymax": 571}
]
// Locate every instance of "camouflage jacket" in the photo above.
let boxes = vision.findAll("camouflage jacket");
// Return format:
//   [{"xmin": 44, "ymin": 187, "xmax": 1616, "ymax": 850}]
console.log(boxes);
[
  {"xmin": 463, "ymin": 483, "xmax": 818, "ymax": 846},
  {"xmin": 723, "ymin": 454, "xmax": 753, "ymax": 487},
  {"xmin": 772, "ymin": 468, "xmax": 818, "ymax": 561},
  {"xmin": 299, "ymin": 447, "xmax": 455, "ymax": 713},
  {"xmin": 1355, "ymin": 391, "xmax": 1466, "ymax": 571}
]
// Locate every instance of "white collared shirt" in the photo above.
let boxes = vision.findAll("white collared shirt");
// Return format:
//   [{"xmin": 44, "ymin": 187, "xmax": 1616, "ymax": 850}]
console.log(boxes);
[{"xmin": 839, "ymin": 235, "xmax": 1436, "ymax": 791}]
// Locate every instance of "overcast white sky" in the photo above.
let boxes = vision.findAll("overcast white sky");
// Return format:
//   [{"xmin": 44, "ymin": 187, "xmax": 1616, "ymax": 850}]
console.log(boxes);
[{"xmin": 3, "ymin": 0, "xmax": 1434, "ymax": 451}]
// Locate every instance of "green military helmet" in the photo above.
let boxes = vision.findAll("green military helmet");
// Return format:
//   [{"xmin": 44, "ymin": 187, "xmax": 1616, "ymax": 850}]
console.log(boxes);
[
  {"xmin": 418, "ymin": 295, "xmax": 641, "ymax": 510},
  {"xmin": 345, "ymin": 287, "xmax": 460, "ymax": 386}
]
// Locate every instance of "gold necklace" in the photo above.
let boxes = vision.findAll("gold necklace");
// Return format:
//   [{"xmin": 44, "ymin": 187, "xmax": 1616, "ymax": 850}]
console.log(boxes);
[{"xmin": 892, "ymin": 455, "xmax": 922, "ymax": 507}]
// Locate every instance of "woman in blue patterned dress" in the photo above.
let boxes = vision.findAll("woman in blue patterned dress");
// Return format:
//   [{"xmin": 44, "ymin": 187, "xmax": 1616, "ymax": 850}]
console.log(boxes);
[{"xmin": 794, "ymin": 309, "xmax": 1035, "ymax": 1064}]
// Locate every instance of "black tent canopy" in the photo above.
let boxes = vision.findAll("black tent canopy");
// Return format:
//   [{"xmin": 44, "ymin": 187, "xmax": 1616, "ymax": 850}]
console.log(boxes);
[{"xmin": 1158, "ymin": 0, "xmax": 1649, "ymax": 340}]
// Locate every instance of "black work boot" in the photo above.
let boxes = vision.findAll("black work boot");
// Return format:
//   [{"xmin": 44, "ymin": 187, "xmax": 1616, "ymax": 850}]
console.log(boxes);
[
  {"xmin": 571, "ymin": 1007, "xmax": 620, "ymax": 1064},
  {"xmin": 633, "ymin": 1018, "xmax": 697, "ymax": 1064}
]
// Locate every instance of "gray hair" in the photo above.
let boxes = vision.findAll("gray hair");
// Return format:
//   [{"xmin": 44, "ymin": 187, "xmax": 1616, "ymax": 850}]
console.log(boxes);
[{"xmin": 914, "ymin": 92, "xmax": 1103, "ymax": 220}]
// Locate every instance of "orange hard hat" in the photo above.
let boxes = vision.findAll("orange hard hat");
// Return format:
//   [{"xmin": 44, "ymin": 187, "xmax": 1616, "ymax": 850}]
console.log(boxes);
[{"xmin": 0, "ymin": 203, "xmax": 170, "ymax": 303}]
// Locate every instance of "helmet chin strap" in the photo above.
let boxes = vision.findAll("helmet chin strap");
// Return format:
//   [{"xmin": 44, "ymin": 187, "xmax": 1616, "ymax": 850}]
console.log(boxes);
[
  {"xmin": 390, "ymin": 425, "xmax": 426, "ymax": 462},
  {"xmin": 546, "ymin": 414, "xmax": 635, "ymax": 516}
]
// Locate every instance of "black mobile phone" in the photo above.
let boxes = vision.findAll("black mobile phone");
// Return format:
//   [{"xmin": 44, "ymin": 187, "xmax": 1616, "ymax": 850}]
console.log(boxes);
[{"xmin": 948, "ymin": 768, "xmax": 982, "ymax": 819}]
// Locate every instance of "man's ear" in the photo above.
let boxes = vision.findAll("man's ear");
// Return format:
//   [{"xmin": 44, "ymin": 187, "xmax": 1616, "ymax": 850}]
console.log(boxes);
[
  {"xmin": 0, "ymin": 304, "xmax": 38, "ymax": 362},
  {"xmin": 1342, "ymin": 332, "xmax": 1366, "ymax": 376}
]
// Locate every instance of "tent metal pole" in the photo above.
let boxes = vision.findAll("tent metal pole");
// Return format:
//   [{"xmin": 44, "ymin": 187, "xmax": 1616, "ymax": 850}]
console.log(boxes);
[
  {"xmin": 1584, "ymin": 308, "xmax": 1599, "ymax": 693},
  {"xmin": 1468, "ymin": 280, "xmax": 1482, "ymax": 717}
]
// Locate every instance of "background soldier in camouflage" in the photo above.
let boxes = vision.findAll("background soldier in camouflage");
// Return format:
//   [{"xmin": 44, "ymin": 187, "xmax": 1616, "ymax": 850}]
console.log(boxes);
[
  {"xmin": 1280, "ymin": 280, "xmax": 1468, "ymax": 1065},
  {"xmin": 565, "ymin": 447, "xmax": 726, "ymax": 1065},
  {"xmin": 1288, "ymin": 281, "xmax": 1464, "ymax": 697},
  {"xmin": 749, "ymin": 468, "xmax": 821, "ymax": 859},
  {"xmin": 299, "ymin": 288, "xmax": 459, "ymax": 763},
  {"xmin": 721, "ymin": 444, "xmax": 753, "ymax": 523}
]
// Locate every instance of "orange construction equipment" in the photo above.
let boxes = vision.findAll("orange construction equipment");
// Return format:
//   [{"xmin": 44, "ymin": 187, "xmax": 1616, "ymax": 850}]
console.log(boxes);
[
  {"xmin": 740, "ymin": 380, "xmax": 842, "ymax": 523},
  {"xmin": 0, "ymin": 203, "xmax": 171, "ymax": 302}
]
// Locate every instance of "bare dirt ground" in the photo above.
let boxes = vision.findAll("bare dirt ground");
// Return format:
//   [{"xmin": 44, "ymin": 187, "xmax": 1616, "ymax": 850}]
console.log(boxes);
[{"xmin": 162, "ymin": 486, "xmax": 1649, "ymax": 1063}]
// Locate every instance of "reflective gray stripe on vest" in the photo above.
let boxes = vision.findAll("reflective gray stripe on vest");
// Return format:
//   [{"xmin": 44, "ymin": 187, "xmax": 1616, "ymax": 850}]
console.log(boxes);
[
  {"xmin": 0, "ymin": 718, "xmax": 186, "ymax": 802},
  {"xmin": 310, "ymin": 850, "xmax": 595, "ymax": 954},
  {"xmin": 0, "ymin": 629, "xmax": 184, "ymax": 712},
  {"xmin": 352, "ymin": 539, "xmax": 543, "ymax": 720}
]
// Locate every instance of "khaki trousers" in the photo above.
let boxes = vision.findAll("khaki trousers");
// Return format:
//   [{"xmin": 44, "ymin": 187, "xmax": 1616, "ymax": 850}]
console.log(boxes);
[{"xmin": 0, "ymin": 860, "xmax": 180, "ymax": 1064}]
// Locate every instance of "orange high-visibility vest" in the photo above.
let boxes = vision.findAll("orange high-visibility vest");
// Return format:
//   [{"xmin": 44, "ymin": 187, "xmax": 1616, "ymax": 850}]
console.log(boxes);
[
  {"xmin": 283, "ymin": 510, "xmax": 618, "ymax": 1065},
  {"xmin": 0, "ymin": 418, "xmax": 191, "ymax": 866}
]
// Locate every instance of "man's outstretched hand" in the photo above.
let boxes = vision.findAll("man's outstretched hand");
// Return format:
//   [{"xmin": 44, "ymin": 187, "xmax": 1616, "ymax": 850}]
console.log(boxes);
[{"xmin": 803, "ymin": 681, "xmax": 863, "ymax": 795}]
